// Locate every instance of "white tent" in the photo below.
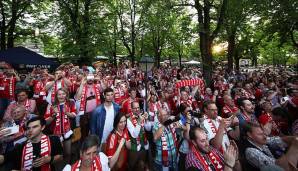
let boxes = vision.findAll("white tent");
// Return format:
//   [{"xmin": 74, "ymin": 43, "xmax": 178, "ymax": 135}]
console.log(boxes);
[{"xmin": 184, "ymin": 60, "xmax": 201, "ymax": 64}]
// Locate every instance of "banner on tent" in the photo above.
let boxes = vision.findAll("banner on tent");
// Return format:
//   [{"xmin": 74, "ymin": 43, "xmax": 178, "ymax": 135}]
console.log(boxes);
[{"xmin": 20, "ymin": 64, "xmax": 51, "ymax": 69}]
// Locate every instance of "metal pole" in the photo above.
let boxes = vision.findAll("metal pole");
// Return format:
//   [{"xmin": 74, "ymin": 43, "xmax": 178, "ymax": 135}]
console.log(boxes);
[{"xmin": 144, "ymin": 62, "xmax": 148, "ymax": 112}]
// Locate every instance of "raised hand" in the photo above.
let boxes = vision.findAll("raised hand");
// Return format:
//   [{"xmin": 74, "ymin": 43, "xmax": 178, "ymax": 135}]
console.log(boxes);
[{"xmin": 224, "ymin": 143, "xmax": 237, "ymax": 168}]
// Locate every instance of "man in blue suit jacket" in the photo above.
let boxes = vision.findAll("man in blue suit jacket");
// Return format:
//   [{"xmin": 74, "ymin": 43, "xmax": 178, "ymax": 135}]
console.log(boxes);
[{"xmin": 90, "ymin": 87, "xmax": 120, "ymax": 148}]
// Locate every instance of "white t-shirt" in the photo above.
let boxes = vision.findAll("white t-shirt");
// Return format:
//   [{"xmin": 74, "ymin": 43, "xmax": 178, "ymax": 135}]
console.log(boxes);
[
  {"xmin": 62, "ymin": 152, "xmax": 110, "ymax": 171},
  {"xmin": 102, "ymin": 105, "xmax": 115, "ymax": 143},
  {"xmin": 202, "ymin": 116, "xmax": 231, "ymax": 151}
]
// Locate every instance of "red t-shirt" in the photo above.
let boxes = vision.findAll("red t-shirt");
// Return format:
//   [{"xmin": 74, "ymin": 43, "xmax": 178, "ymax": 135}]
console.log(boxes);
[
  {"xmin": 0, "ymin": 77, "xmax": 16, "ymax": 99},
  {"xmin": 105, "ymin": 129, "xmax": 130, "ymax": 171}
]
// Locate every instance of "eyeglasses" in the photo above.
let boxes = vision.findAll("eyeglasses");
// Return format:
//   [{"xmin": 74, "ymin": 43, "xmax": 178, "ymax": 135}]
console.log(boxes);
[{"xmin": 132, "ymin": 107, "xmax": 140, "ymax": 109}]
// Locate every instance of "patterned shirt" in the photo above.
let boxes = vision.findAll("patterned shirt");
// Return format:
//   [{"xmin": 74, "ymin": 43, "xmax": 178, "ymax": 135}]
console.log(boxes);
[
  {"xmin": 185, "ymin": 146, "xmax": 224, "ymax": 171},
  {"xmin": 245, "ymin": 136, "xmax": 287, "ymax": 169},
  {"xmin": 152, "ymin": 121, "xmax": 178, "ymax": 167}
]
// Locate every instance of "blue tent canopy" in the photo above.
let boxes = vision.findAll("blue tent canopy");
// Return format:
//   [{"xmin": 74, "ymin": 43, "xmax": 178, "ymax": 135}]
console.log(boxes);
[{"xmin": 0, "ymin": 46, "xmax": 59, "ymax": 70}]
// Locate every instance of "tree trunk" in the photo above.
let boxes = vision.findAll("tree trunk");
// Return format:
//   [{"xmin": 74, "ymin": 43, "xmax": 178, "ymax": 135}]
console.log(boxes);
[
  {"xmin": 0, "ymin": 21, "xmax": 5, "ymax": 51},
  {"xmin": 81, "ymin": 0, "xmax": 91, "ymax": 64},
  {"xmin": 178, "ymin": 48, "xmax": 182, "ymax": 68},
  {"xmin": 200, "ymin": 33, "xmax": 212, "ymax": 85},
  {"xmin": 7, "ymin": 0, "xmax": 17, "ymax": 48},
  {"xmin": 252, "ymin": 55, "xmax": 257, "ymax": 67},
  {"xmin": 113, "ymin": 24, "xmax": 117, "ymax": 66},
  {"xmin": 155, "ymin": 48, "xmax": 161, "ymax": 68},
  {"xmin": 0, "ymin": 0, "xmax": 6, "ymax": 50},
  {"xmin": 234, "ymin": 50, "xmax": 240, "ymax": 71},
  {"xmin": 227, "ymin": 32, "xmax": 236, "ymax": 72}
]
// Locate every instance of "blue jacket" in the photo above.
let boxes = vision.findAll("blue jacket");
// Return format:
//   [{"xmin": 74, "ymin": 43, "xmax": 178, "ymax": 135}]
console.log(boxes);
[{"xmin": 90, "ymin": 102, "xmax": 120, "ymax": 143}]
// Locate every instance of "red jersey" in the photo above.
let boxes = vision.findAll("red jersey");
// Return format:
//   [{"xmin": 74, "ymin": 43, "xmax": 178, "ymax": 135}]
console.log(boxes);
[{"xmin": 105, "ymin": 129, "xmax": 130, "ymax": 171}]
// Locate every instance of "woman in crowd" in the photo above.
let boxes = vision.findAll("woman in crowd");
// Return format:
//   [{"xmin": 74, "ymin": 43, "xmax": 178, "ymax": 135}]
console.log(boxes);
[
  {"xmin": 44, "ymin": 87, "xmax": 76, "ymax": 164},
  {"xmin": 105, "ymin": 113, "xmax": 131, "ymax": 171}
]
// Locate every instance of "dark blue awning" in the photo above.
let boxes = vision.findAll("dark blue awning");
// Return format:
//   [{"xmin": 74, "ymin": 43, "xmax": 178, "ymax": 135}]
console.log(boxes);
[{"xmin": 0, "ymin": 46, "xmax": 59, "ymax": 70}]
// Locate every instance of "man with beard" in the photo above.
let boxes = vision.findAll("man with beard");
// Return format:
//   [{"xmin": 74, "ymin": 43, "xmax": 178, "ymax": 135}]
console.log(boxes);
[
  {"xmin": 237, "ymin": 98, "xmax": 258, "ymax": 130},
  {"xmin": 90, "ymin": 88, "xmax": 120, "ymax": 150},
  {"xmin": 45, "ymin": 69, "xmax": 71, "ymax": 105},
  {"xmin": 63, "ymin": 135, "xmax": 110, "ymax": 171},
  {"xmin": 185, "ymin": 126, "xmax": 240, "ymax": 171},
  {"xmin": 76, "ymin": 74, "xmax": 102, "ymax": 141},
  {"xmin": 0, "ymin": 117, "xmax": 63, "ymax": 171}
]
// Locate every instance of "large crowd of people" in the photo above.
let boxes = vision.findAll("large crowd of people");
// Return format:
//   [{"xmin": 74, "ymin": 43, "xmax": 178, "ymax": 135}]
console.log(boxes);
[{"xmin": 0, "ymin": 61, "xmax": 297, "ymax": 171}]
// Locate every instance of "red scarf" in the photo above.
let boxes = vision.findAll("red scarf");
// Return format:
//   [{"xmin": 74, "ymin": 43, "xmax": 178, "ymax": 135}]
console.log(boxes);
[
  {"xmin": 21, "ymin": 135, "xmax": 51, "ymax": 171},
  {"xmin": 19, "ymin": 99, "xmax": 31, "ymax": 112},
  {"xmin": 175, "ymin": 79, "xmax": 204, "ymax": 89},
  {"xmin": 191, "ymin": 144, "xmax": 224, "ymax": 171},
  {"xmin": 242, "ymin": 112, "xmax": 250, "ymax": 122},
  {"xmin": 128, "ymin": 112, "xmax": 147, "ymax": 146},
  {"xmin": 71, "ymin": 156, "xmax": 102, "ymax": 171},
  {"xmin": 222, "ymin": 105, "xmax": 238, "ymax": 116},
  {"xmin": 114, "ymin": 87, "xmax": 124, "ymax": 103},
  {"xmin": 207, "ymin": 118, "xmax": 225, "ymax": 153},
  {"xmin": 6, "ymin": 77, "xmax": 15, "ymax": 100},
  {"xmin": 160, "ymin": 122, "xmax": 178, "ymax": 166},
  {"xmin": 78, "ymin": 84, "xmax": 101, "ymax": 115},
  {"xmin": 46, "ymin": 103, "xmax": 71, "ymax": 135},
  {"xmin": 51, "ymin": 80, "xmax": 65, "ymax": 103}
]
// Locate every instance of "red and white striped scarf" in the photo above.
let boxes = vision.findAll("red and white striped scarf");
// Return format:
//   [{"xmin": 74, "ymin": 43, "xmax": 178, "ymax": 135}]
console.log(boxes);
[
  {"xmin": 222, "ymin": 105, "xmax": 238, "ymax": 115},
  {"xmin": 241, "ymin": 112, "xmax": 250, "ymax": 122},
  {"xmin": 19, "ymin": 99, "xmax": 31, "ymax": 112},
  {"xmin": 191, "ymin": 144, "xmax": 224, "ymax": 171},
  {"xmin": 149, "ymin": 101, "xmax": 160, "ymax": 114},
  {"xmin": 71, "ymin": 156, "xmax": 102, "ymax": 171},
  {"xmin": 175, "ymin": 79, "xmax": 203, "ymax": 89},
  {"xmin": 160, "ymin": 122, "xmax": 178, "ymax": 166},
  {"xmin": 78, "ymin": 84, "xmax": 101, "ymax": 115},
  {"xmin": 47, "ymin": 103, "xmax": 71, "ymax": 135},
  {"xmin": 51, "ymin": 80, "xmax": 65, "ymax": 104},
  {"xmin": 21, "ymin": 134, "xmax": 51, "ymax": 171},
  {"xmin": 7, "ymin": 77, "xmax": 15, "ymax": 100},
  {"xmin": 206, "ymin": 117, "xmax": 225, "ymax": 153}
]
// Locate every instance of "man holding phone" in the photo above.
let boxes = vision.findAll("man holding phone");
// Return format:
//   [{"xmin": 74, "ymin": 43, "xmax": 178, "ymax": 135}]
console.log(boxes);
[
  {"xmin": 202, "ymin": 101, "xmax": 240, "ymax": 152},
  {"xmin": 75, "ymin": 73, "xmax": 102, "ymax": 141},
  {"xmin": 0, "ymin": 117, "xmax": 63, "ymax": 171},
  {"xmin": 45, "ymin": 69, "xmax": 71, "ymax": 105},
  {"xmin": 127, "ymin": 101, "xmax": 151, "ymax": 170}
]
